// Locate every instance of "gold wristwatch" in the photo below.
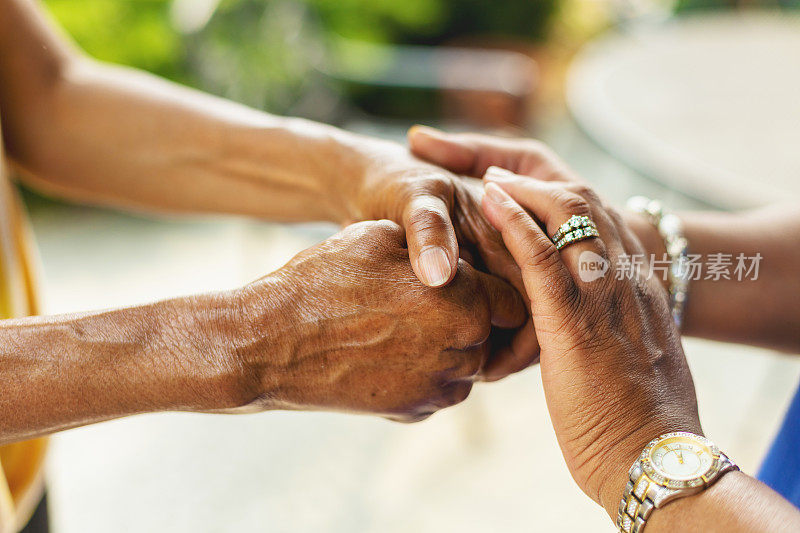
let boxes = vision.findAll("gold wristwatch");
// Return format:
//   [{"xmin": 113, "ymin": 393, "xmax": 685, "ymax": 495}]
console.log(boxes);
[{"xmin": 616, "ymin": 432, "xmax": 738, "ymax": 532}]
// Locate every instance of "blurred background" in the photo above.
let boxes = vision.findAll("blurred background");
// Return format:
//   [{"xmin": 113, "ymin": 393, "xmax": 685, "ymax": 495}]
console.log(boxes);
[{"xmin": 26, "ymin": 0, "xmax": 800, "ymax": 531}]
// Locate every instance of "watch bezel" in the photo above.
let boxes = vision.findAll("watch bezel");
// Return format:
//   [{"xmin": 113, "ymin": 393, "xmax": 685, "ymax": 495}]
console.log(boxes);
[{"xmin": 640, "ymin": 432, "xmax": 721, "ymax": 490}]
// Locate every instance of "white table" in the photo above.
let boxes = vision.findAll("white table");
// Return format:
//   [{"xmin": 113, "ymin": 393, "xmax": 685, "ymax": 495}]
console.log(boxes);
[{"xmin": 568, "ymin": 11, "xmax": 800, "ymax": 209}]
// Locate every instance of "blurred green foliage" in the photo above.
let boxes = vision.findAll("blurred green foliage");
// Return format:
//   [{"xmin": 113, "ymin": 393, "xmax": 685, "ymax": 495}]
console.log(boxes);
[
  {"xmin": 42, "ymin": 0, "xmax": 797, "ymax": 85},
  {"xmin": 401, "ymin": 0, "xmax": 558, "ymax": 44},
  {"xmin": 43, "ymin": 0, "xmax": 558, "ymax": 82},
  {"xmin": 309, "ymin": 0, "xmax": 445, "ymax": 42},
  {"xmin": 44, "ymin": 0, "xmax": 186, "ymax": 80},
  {"xmin": 42, "ymin": 0, "xmax": 560, "ymax": 117},
  {"xmin": 310, "ymin": 0, "xmax": 558, "ymax": 44},
  {"xmin": 42, "ymin": 0, "xmax": 559, "ymax": 121},
  {"xmin": 186, "ymin": 0, "xmax": 328, "ymax": 112}
]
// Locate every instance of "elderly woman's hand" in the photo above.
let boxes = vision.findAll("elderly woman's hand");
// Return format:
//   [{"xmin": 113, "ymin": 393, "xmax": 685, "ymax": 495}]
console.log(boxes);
[
  {"xmin": 349, "ymin": 147, "xmax": 540, "ymax": 382},
  {"xmin": 479, "ymin": 164, "xmax": 702, "ymax": 518},
  {"xmin": 230, "ymin": 220, "xmax": 526, "ymax": 422}
]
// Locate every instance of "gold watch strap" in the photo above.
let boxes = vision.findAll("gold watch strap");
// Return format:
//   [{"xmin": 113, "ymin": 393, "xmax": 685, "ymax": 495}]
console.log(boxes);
[
  {"xmin": 616, "ymin": 463, "xmax": 656, "ymax": 533},
  {"xmin": 615, "ymin": 450, "xmax": 738, "ymax": 533}
]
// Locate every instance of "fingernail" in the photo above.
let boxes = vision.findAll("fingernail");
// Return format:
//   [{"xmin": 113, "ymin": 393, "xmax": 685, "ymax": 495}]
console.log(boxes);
[
  {"xmin": 409, "ymin": 124, "xmax": 444, "ymax": 140},
  {"xmin": 484, "ymin": 166, "xmax": 516, "ymax": 182},
  {"xmin": 418, "ymin": 247, "xmax": 451, "ymax": 287},
  {"xmin": 484, "ymin": 182, "xmax": 509, "ymax": 204}
]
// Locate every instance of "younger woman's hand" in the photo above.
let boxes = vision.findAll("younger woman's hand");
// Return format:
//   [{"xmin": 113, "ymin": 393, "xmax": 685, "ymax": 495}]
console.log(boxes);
[{"xmin": 480, "ymin": 165, "xmax": 702, "ymax": 518}]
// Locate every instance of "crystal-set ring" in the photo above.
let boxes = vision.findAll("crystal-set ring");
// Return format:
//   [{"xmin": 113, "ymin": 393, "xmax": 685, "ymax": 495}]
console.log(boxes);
[{"xmin": 551, "ymin": 215, "xmax": 600, "ymax": 250}]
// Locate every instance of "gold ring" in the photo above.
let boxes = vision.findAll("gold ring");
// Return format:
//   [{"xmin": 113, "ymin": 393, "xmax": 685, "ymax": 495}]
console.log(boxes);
[{"xmin": 551, "ymin": 215, "xmax": 599, "ymax": 250}]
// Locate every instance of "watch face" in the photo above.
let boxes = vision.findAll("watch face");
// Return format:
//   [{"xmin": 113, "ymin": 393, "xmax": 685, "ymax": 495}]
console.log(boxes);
[
  {"xmin": 641, "ymin": 432, "xmax": 721, "ymax": 489},
  {"xmin": 650, "ymin": 437, "xmax": 712, "ymax": 479}
]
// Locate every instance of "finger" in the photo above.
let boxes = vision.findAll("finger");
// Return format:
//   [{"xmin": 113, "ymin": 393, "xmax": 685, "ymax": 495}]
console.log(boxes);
[
  {"xmin": 608, "ymin": 205, "xmax": 647, "ymax": 257},
  {"xmin": 474, "ymin": 269, "xmax": 527, "ymax": 329},
  {"xmin": 445, "ymin": 345, "xmax": 488, "ymax": 382},
  {"xmin": 403, "ymin": 195, "xmax": 459, "ymax": 287},
  {"xmin": 409, "ymin": 126, "xmax": 565, "ymax": 181},
  {"xmin": 458, "ymin": 246, "xmax": 476, "ymax": 265},
  {"xmin": 425, "ymin": 380, "xmax": 474, "ymax": 411},
  {"xmin": 484, "ymin": 166, "xmax": 606, "ymax": 241},
  {"xmin": 481, "ymin": 181, "xmax": 578, "ymax": 315},
  {"xmin": 451, "ymin": 179, "xmax": 528, "ymax": 296},
  {"xmin": 408, "ymin": 125, "xmax": 479, "ymax": 176},
  {"xmin": 479, "ymin": 319, "xmax": 540, "ymax": 382},
  {"xmin": 483, "ymin": 167, "xmax": 622, "ymax": 282}
]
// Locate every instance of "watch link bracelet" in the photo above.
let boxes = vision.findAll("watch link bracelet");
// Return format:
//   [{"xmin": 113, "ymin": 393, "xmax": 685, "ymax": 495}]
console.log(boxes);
[{"xmin": 616, "ymin": 432, "xmax": 738, "ymax": 532}]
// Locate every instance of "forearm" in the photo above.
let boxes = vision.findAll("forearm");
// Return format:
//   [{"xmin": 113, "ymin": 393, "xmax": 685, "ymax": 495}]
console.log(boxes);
[
  {"xmin": 0, "ymin": 0, "xmax": 399, "ymax": 222},
  {"xmin": 647, "ymin": 471, "xmax": 800, "ymax": 532},
  {"xmin": 0, "ymin": 290, "xmax": 255, "ymax": 445},
  {"xmin": 627, "ymin": 205, "xmax": 800, "ymax": 352},
  {"xmin": 13, "ymin": 61, "xmax": 402, "ymax": 221}
]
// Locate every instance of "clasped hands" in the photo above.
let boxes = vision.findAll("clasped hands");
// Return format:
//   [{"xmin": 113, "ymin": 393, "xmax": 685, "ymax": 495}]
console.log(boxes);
[
  {"xmin": 220, "ymin": 130, "xmax": 542, "ymax": 422},
  {"xmin": 200, "ymin": 127, "xmax": 700, "ymax": 516}
]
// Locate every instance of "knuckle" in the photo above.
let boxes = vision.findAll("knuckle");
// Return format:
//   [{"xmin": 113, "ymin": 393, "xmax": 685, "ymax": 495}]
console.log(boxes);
[
  {"xmin": 402, "ymin": 172, "xmax": 454, "ymax": 201},
  {"xmin": 565, "ymin": 183, "xmax": 602, "ymax": 206},
  {"xmin": 466, "ymin": 319, "xmax": 492, "ymax": 346},
  {"xmin": 463, "ymin": 353, "xmax": 484, "ymax": 378},
  {"xmin": 448, "ymin": 315, "xmax": 491, "ymax": 349},
  {"xmin": 518, "ymin": 238, "xmax": 561, "ymax": 273},
  {"xmin": 507, "ymin": 207, "xmax": 534, "ymax": 227},
  {"xmin": 439, "ymin": 381, "xmax": 473, "ymax": 408},
  {"xmin": 421, "ymin": 175, "xmax": 454, "ymax": 198},
  {"xmin": 540, "ymin": 274, "xmax": 579, "ymax": 311},
  {"xmin": 363, "ymin": 219, "xmax": 403, "ymax": 240},
  {"xmin": 450, "ymin": 382, "xmax": 473, "ymax": 405},
  {"xmin": 552, "ymin": 189, "xmax": 591, "ymax": 215},
  {"xmin": 407, "ymin": 206, "xmax": 450, "ymax": 233},
  {"xmin": 355, "ymin": 220, "xmax": 403, "ymax": 254}
]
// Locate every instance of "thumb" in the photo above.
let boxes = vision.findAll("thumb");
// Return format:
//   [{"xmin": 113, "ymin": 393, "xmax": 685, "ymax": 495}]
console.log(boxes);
[
  {"xmin": 408, "ymin": 125, "xmax": 477, "ymax": 176},
  {"xmin": 404, "ymin": 195, "xmax": 459, "ymax": 288}
]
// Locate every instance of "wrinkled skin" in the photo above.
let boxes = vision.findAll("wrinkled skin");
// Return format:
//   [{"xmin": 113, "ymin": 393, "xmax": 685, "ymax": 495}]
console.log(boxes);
[
  {"xmin": 349, "ymin": 147, "xmax": 538, "ymax": 382},
  {"xmin": 232, "ymin": 220, "xmax": 526, "ymax": 423},
  {"xmin": 407, "ymin": 127, "xmax": 693, "ymax": 381},
  {"xmin": 479, "ymin": 162, "xmax": 701, "ymax": 517},
  {"xmin": 407, "ymin": 129, "xmax": 602, "ymax": 380},
  {"xmin": 449, "ymin": 178, "xmax": 541, "ymax": 380}
]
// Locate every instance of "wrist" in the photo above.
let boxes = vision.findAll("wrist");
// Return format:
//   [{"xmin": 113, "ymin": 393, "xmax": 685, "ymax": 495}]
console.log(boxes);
[
  {"xmin": 156, "ymin": 293, "xmax": 249, "ymax": 412},
  {"xmin": 335, "ymin": 130, "xmax": 413, "ymax": 223},
  {"xmin": 278, "ymin": 118, "xmax": 408, "ymax": 225},
  {"xmin": 226, "ymin": 116, "xmax": 390, "ymax": 224},
  {"xmin": 596, "ymin": 419, "xmax": 704, "ymax": 519},
  {"xmin": 224, "ymin": 273, "xmax": 303, "ymax": 411},
  {"xmin": 181, "ymin": 275, "xmax": 300, "ymax": 412}
]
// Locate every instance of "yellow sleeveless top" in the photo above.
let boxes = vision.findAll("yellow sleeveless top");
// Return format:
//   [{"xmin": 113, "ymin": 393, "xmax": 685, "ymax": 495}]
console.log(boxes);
[{"xmin": 0, "ymin": 115, "xmax": 48, "ymax": 533}]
